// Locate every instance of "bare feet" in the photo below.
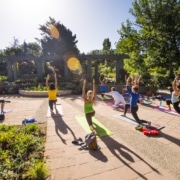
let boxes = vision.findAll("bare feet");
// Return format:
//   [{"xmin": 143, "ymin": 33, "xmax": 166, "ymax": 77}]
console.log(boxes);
[
  {"xmin": 147, "ymin": 121, "xmax": 151, "ymax": 127},
  {"xmin": 90, "ymin": 126, "xmax": 98, "ymax": 136},
  {"xmin": 51, "ymin": 111, "xmax": 55, "ymax": 116},
  {"xmin": 121, "ymin": 114, "xmax": 126, "ymax": 117}
]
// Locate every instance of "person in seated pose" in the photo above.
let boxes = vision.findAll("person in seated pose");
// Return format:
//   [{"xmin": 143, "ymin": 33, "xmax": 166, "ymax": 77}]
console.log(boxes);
[
  {"xmin": 104, "ymin": 87, "xmax": 126, "ymax": 108},
  {"xmin": 82, "ymin": 78, "xmax": 98, "ymax": 135},
  {"xmin": 121, "ymin": 76, "xmax": 151, "ymax": 126},
  {"xmin": 46, "ymin": 73, "xmax": 58, "ymax": 116}
]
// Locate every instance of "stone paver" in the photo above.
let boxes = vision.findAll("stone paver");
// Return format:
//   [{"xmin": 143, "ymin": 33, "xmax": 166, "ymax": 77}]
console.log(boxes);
[{"xmin": 1, "ymin": 94, "xmax": 179, "ymax": 180}]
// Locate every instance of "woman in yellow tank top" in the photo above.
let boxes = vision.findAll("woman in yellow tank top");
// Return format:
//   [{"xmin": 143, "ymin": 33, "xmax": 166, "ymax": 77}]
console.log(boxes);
[
  {"xmin": 82, "ymin": 78, "xmax": 98, "ymax": 135},
  {"xmin": 46, "ymin": 73, "xmax": 58, "ymax": 116}
]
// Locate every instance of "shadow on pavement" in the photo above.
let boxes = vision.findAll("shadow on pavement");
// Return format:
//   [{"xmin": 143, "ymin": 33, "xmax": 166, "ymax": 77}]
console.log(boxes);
[{"xmin": 52, "ymin": 115, "xmax": 78, "ymax": 145}]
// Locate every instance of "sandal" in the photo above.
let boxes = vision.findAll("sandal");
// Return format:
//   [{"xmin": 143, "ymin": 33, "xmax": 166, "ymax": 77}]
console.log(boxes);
[
  {"xmin": 72, "ymin": 138, "xmax": 84, "ymax": 146},
  {"xmin": 78, "ymin": 144, "xmax": 89, "ymax": 151}
]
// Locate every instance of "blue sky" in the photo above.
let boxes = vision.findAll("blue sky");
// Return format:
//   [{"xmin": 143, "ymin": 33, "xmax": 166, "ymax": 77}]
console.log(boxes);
[{"xmin": 0, "ymin": 0, "xmax": 135, "ymax": 53}]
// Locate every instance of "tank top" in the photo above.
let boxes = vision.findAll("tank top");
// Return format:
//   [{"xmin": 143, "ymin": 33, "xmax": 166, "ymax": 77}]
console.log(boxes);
[
  {"xmin": 171, "ymin": 91, "xmax": 180, "ymax": 103},
  {"xmin": 84, "ymin": 103, "xmax": 94, "ymax": 114},
  {"xmin": 48, "ymin": 89, "xmax": 57, "ymax": 100}
]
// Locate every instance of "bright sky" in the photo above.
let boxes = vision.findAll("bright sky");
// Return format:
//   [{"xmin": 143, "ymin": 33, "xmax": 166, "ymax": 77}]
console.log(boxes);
[{"xmin": 0, "ymin": 0, "xmax": 134, "ymax": 54}]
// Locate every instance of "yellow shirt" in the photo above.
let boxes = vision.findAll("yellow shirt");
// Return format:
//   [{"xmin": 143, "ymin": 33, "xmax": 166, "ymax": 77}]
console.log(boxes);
[{"xmin": 48, "ymin": 89, "xmax": 57, "ymax": 100}]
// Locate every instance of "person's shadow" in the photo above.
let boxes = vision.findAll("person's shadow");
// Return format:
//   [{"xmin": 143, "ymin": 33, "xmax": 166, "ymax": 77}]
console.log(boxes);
[
  {"xmin": 159, "ymin": 131, "xmax": 180, "ymax": 146},
  {"xmin": 51, "ymin": 114, "xmax": 77, "ymax": 145},
  {"xmin": 91, "ymin": 123, "xmax": 160, "ymax": 180}
]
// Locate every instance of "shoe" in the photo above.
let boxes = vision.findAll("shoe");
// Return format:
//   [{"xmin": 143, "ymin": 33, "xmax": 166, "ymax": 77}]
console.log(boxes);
[{"xmin": 135, "ymin": 124, "xmax": 143, "ymax": 130}]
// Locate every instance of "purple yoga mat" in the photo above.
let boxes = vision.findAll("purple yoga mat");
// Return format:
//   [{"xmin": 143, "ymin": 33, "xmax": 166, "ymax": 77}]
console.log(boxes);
[{"xmin": 153, "ymin": 106, "xmax": 180, "ymax": 116}]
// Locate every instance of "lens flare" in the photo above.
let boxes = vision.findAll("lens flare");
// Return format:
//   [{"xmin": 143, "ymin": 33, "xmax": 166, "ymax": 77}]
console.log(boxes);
[
  {"xmin": 67, "ymin": 57, "xmax": 81, "ymax": 71},
  {"xmin": 49, "ymin": 24, "xmax": 60, "ymax": 39}
]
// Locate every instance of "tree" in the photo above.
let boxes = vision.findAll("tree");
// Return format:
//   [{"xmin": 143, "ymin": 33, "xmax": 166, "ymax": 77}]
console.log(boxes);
[
  {"xmin": 116, "ymin": 0, "xmax": 180, "ymax": 87},
  {"xmin": 103, "ymin": 38, "xmax": 111, "ymax": 53},
  {"xmin": 37, "ymin": 17, "xmax": 80, "ymax": 77},
  {"xmin": 2, "ymin": 41, "xmax": 42, "ymax": 77}
]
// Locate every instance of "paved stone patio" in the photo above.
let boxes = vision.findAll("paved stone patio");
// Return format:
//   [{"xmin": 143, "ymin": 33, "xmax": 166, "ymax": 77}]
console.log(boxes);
[{"xmin": 1, "ymin": 93, "xmax": 179, "ymax": 180}]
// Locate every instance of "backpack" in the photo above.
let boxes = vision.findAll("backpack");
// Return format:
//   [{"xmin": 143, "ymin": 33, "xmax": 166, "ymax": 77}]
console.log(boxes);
[{"xmin": 85, "ymin": 132, "xmax": 98, "ymax": 150}]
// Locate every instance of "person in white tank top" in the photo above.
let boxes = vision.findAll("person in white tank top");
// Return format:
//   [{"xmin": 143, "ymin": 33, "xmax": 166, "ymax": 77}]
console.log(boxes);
[{"xmin": 171, "ymin": 74, "xmax": 180, "ymax": 114}]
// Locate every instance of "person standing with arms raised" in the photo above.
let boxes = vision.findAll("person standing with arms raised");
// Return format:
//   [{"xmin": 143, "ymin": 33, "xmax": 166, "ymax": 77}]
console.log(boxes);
[
  {"xmin": 46, "ymin": 73, "xmax": 58, "ymax": 116},
  {"xmin": 82, "ymin": 78, "xmax": 98, "ymax": 135}
]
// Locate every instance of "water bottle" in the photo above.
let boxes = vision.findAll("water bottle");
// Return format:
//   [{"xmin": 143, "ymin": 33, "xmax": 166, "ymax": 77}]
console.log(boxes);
[
  {"xmin": 152, "ymin": 94, "xmax": 155, "ymax": 100},
  {"xmin": 159, "ymin": 100, "xmax": 162, "ymax": 106}
]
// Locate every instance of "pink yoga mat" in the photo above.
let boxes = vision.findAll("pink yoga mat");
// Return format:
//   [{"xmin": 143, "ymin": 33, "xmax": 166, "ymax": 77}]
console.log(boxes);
[{"xmin": 105, "ymin": 101, "xmax": 131, "ymax": 112}]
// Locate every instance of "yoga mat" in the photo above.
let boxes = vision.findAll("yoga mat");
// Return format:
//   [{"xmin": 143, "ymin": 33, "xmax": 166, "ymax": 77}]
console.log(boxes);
[
  {"xmin": 97, "ymin": 95, "xmax": 112, "ymax": 100},
  {"xmin": 47, "ymin": 104, "xmax": 63, "ymax": 117},
  {"xmin": 0, "ymin": 109, "xmax": 12, "ymax": 114},
  {"xmin": 113, "ymin": 114, "xmax": 165, "ymax": 130},
  {"xmin": 162, "ymin": 94, "xmax": 171, "ymax": 99},
  {"xmin": 105, "ymin": 101, "xmax": 131, "ymax": 112},
  {"xmin": 142, "ymin": 101, "xmax": 152, "ymax": 105},
  {"xmin": 153, "ymin": 106, "xmax": 180, "ymax": 116},
  {"xmin": 75, "ymin": 115, "xmax": 113, "ymax": 137}
]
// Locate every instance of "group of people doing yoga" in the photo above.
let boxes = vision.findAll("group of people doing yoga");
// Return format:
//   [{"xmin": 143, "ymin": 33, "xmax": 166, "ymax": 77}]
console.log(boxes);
[{"xmin": 82, "ymin": 74, "xmax": 180, "ymax": 135}]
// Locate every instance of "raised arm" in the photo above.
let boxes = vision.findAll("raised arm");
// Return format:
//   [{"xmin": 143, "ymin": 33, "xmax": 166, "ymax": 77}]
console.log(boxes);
[
  {"xmin": 92, "ymin": 79, "xmax": 96, "ymax": 99},
  {"xmin": 82, "ymin": 79, "xmax": 86, "ymax": 99},
  {"xmin": 46, "ymin": 74, "xmax": 50, "ymax": 89},
  {"xmin": 126, "ymin": 76, "xmax": 131, "ymax": 86},
  {"xmin": 54, "ymin": 73, "xmax": 58, "ymax": 89},
  {"xmin": 136, "ymin": 75, "xmax": 141, "ymax": 86},
  {"xmin": 172, "ymin": 74, "xmax": 179, "ymax": 93},
  {"xmin": 99, "ymin": 76, "xmax": 102, "ymax": 84}
]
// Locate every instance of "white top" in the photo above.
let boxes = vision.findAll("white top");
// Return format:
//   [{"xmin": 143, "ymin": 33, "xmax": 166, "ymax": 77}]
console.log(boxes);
[
  {"xmin": 171, "ymin": 91, "xmax": 180, "ymax": 103},
  {"xmin": 105, "ymin": 91, "xmax": 124, "ymax": 101}
]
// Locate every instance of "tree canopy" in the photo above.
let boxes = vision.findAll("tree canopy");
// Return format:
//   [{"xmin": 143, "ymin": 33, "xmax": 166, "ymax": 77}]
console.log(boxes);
[
  {"xmin": 116, "ymin": 0, "xmax": 180, "ymax": 87},
  {"xmin": 37, "ymin": 17, "xmax": 79, "ymax": 56}
]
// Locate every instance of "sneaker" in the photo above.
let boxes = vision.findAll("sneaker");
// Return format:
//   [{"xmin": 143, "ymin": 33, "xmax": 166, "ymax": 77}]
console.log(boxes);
[{"xmin": 135, "ymin": 124, "xmax": 143, "ymax": 130}]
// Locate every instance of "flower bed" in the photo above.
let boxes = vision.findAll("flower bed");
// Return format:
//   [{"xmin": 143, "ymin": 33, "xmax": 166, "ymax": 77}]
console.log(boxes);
[{"xmin": 19, "ymin": 89, "xmax": 72, "ymax": 97}]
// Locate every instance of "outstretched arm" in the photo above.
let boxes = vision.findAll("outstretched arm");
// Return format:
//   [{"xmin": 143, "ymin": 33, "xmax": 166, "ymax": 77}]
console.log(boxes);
[
  {"xmin": 82, "ymin": 79, "xmax": 86, "ymax": 99},
  {"xmin": 46, "ymin": 74, "xmax": 50, "ymax": 89}
]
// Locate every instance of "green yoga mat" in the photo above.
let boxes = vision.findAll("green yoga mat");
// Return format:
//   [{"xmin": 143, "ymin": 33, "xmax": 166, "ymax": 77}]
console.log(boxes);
[{"xmin": 75, "ymin": 115, "xmax": 113, "ymax": 137}]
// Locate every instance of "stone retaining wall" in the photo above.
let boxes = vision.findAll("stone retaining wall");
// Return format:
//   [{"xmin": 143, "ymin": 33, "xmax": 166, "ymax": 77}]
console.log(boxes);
[{"xmin": 19, "ymin": 90, "xmax": 72, "ymax": 97}]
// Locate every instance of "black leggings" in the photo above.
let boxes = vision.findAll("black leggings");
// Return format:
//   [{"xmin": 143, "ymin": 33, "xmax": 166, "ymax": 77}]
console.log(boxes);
[
  {"xmin": 85, "ymin": 111, "xmax": 95, "ymax": 126},
  {"xmin": 166, "ymin": 99, "xmax": 180, "ymax": 113},
  {"xmin": 124, "ymin": 104, "xmax": 148, "ymax": 124},
  {"xmin": 49, "ymin": 100, "xmax": 57, "ymax": 110}
]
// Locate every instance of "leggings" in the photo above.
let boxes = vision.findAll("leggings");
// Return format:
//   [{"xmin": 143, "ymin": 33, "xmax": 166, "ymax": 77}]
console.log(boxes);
[
  {"xmin": 49, "ymin": 100, "xmax": 57, "ymax": 110},
  {"xmin": 166, "ymin": 99, "xmax": 180, "ymax": 113},
  {"xmin": 173, "ymin": 101, "xmax": 180, "ymax": 114},
  {"xmin": 85, "ymin": 111, "xmax": 95, "ymax": 126},
  {"xmin": 124, "ymin": 104, "xmax": 148, "ymax": 124}
]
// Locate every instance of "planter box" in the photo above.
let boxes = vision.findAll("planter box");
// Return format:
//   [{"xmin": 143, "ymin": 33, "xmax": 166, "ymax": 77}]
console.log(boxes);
[{"xmin": 19, "ymin": 89, "xmax": 72, "ymax": 97}]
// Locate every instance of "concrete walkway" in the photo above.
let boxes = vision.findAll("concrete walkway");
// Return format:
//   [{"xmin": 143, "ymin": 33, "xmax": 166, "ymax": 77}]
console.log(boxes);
[{"xmin": 1, "ymin": 94, "xmax": 180, "ymax": 180}]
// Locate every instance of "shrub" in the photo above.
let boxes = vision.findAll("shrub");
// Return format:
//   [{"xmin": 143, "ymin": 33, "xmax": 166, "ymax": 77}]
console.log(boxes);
[{"xmin": 0, "ymin": 124, "xmax": 50, "ymax": 180}]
